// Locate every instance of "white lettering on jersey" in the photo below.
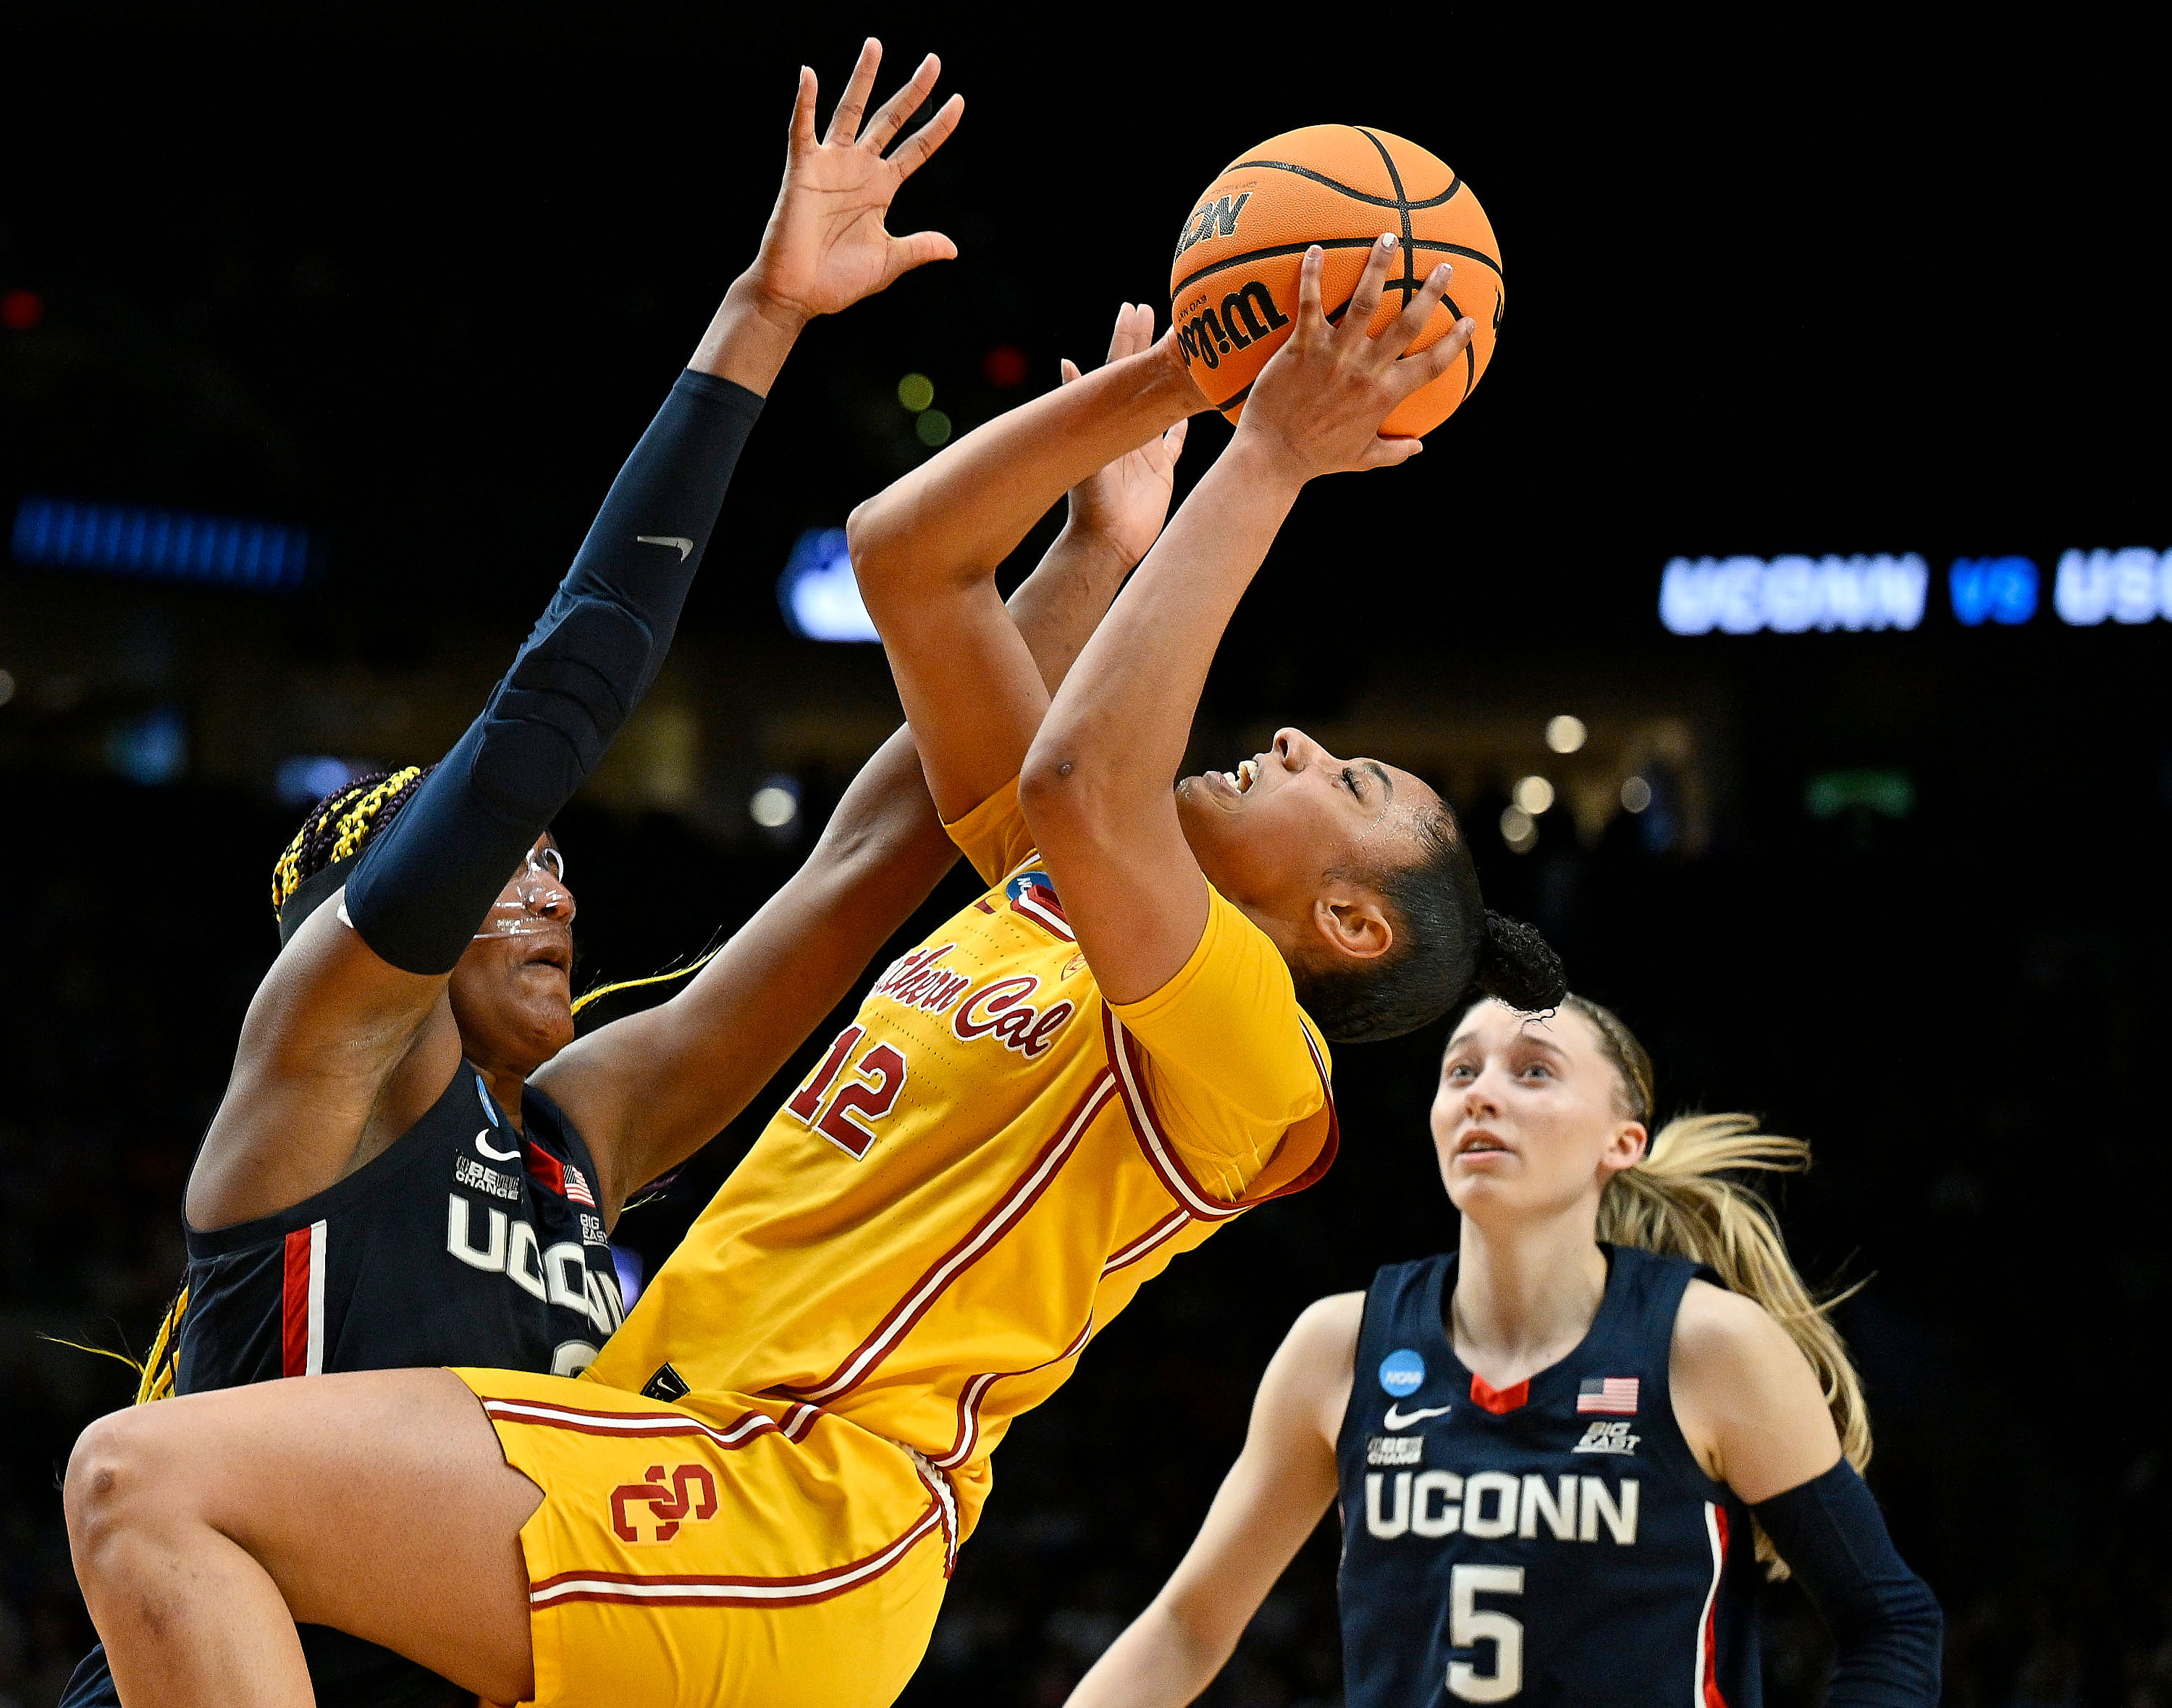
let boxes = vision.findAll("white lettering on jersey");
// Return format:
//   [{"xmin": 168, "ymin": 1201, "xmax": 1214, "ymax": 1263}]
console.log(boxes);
[
  {"xmin": 445, "ymin": 1195, "xmax": 621, "ymax": 1339},
  {"xmin": 1572, "ymin": 1419, "xmax": 1640, "ymax": 1455},
  {"xmin": 1365, "ymin": 1468, "xmax": 1641, "ymax": 1546},
  {"xmin": 455, "ymin": 1156, "xmax": 522, "ymax": 1200},
  {"xmin": 447, "ymin": 1197, "xmax": 509, "ymax": 1270},
  {"xmin": 1580, "ymin": 1476, "xmax": 1639, "ymax": 1544},
  {"xmin": 506, "ymin": 1219, "xmax": 548, "ymax": 1301},
  {"xmin": 1367, "ymin": 1435, "xmax": 1424, "ymax": 1467},
  {"xmin": 1412, "ymin": 1471, "xmax": 1462, "ymax": 1538},
  {"xmin": 1462, "ymin": 1472, "xmax": 1518, "ymax": 1538},
  {"xmin": 1518, "ymin": 1474, "xmax": 1578, "ymax": 1540}
]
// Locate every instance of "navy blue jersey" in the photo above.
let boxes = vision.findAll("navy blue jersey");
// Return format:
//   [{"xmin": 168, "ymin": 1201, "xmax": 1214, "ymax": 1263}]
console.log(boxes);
[
  {"xmin": 1336, "ymin": 1245, "xmax": 1760, "ymax": 1708},
  {"xmin": 64, "ymin": 1064, "xmax": 624, "ymax": 1708}
]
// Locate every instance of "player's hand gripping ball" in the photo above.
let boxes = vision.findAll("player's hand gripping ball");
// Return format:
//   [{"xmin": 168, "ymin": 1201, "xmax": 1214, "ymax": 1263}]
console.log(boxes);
[{"xmin": 1169, "ymin": 125, "xmax": 1502, "ymax": 438}]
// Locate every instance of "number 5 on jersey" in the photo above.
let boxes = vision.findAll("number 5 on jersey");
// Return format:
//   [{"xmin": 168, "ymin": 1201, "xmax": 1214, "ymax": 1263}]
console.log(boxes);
[
  {"xmin": 1450, "ymin": 1563, "xmax": 1523, "ymax": 1703},
  {"xmin": 788, "ymin": 1025, "xmax": 908, "ymax": 1159}
]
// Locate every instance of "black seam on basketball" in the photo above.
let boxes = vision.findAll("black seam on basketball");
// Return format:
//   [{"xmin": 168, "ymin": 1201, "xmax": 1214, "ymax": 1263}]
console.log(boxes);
[
  {"xmin": 1219, "ymin": 380, "xmax": 1255, "ymax": 414},
  {"xmin": 1355, "ymin": 128, "xmax": 1418, "ymax": 300},
  {"xmin": 1173, "ymin": 239, "xmax": 1501, "ymax": 302},
  {"xmin": 1445, "ymin": 290, "xmax": 1474, "ymax": 397},
  {"xmin": 1224, "ymin": 157, "xmax": 1465, "ymax": 214}
]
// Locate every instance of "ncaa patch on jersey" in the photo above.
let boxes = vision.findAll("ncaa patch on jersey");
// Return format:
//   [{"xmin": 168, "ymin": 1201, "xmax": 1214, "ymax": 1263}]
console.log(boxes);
[{"xmin": 1378, "ymin": 1347, "xmax": 1426, "ymax": 1396}]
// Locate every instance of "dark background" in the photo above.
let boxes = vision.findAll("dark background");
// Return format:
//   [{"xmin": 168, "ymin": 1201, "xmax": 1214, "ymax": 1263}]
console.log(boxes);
[{"xmin": 3, "ymin": 4, "xmax": 2168, "ymax": 1704}]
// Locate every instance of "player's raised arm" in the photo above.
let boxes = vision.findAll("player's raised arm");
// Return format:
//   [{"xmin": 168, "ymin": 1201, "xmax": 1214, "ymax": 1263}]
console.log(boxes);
[
  {"xmin": 188, "ymin": 42, "xmax": 961, "ymax": 1233},
  {"xmin": 1018, "ymin": 238, "xmax": 1474, "ymax": 1004},
  {"xmin": 846, "ymin": 311, "xmax": 1202, "ymax": 823},
  {"xmin": 538, "ymin": 311, "xmax": 1191, "ymax": 1211}
]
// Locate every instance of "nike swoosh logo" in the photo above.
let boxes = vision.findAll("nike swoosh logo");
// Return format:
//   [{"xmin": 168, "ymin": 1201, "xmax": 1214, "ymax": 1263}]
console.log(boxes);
[
  {"xmin": 636, "ymin": 534, "xmax": 694, "ymax": 561},
  {"xmin": 475, "ymin": 1129, "xmax": 521, "ymax": 1162},
  {"xmin": 1384, "ymin": 1403, "xmax": 1453, "ymax": 1430}
]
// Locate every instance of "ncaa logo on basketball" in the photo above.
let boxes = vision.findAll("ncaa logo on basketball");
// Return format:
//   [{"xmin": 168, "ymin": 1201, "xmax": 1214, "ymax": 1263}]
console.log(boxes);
[
  {"xmin": 610, "ymin": 1463, "xmax": 718, "ymax": 1543},
  {"xmin": 1172, "ymin": 190, "xmax": 1251, "ymax": 261}
]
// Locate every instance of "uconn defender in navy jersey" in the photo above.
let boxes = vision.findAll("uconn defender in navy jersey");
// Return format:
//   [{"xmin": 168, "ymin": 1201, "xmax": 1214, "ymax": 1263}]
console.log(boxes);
[
  {"xmin": 60, "ymin": 45, "xmax": 1006, "ymax": 1708},
  {"xmin": 64, "ymin": 1061, "xmax": 627, "ymax": 1708},
  {"xmin": 1070, "ymin": 996, "xmax": 1939, "ymax": 1708},
  {"xmin": 1339, "ymin": 1246, "xmax": 1755, "ymax": 1704}
]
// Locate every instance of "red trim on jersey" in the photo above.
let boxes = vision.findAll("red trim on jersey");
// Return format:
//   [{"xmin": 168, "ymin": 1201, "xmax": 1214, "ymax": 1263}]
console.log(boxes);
[
  {"xmin": 1701, "ymin": 1503, "xmax": 1733, "ymax": 1708},
  {"xmin": 280, "ymin": 1227, "xmax": 312, "ymax": 1377},
  {"xmin": 1104, "ymin": 1011, "xmax": 1337, "ymax": 1220},
  {"xmin": 526, "ymin": 1502, "xmax": 946, "ymax": 1610},
  {"xmin": 1468, "ymin": 1373, "xmax": 1531, "ymax": 1414},
  {"xmin": 523, "ymin": 1141, "xmax": 565, "ymax": 1197},
  {"xmin": 1006, "ymin": 875, "xmax": 1074, "ymax": 942},
  {"xmin": 1100, "ymin": 1210, "xmax": 1191, "ymax": 1277},
  {"xmin": 909, "ymin": 1453, "xmax": 961, "ymax": 1576},
  {"xmin": 478, "ymin": 1395, "xmax": 818, "ymax": 1450},
  {"xmin": 933, "ymin": 1316, "xmax": 1094, "ymax": 1471},
  {"xmin": 775, "ymin": 1072, "xmax": 1114, "ymax": 1406}
]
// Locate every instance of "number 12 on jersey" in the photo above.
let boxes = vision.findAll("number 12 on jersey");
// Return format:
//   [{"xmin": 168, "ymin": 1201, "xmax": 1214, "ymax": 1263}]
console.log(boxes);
[
  {"xmin": 787, "ymin": 1025, "xmax": 909, "ymax": 1159},
  {"xmin": 1449, "ymin": 1563, "xmax": 1523, "ymax": 1702}
]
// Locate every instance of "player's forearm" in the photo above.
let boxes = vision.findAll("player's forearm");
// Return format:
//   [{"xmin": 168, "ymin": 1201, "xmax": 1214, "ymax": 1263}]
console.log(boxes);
[
  {"xmin": 344, "ymin": 372, "xmax": 761, "ymax": 977},
  {"xmin": 1066, "ymin": 1604, "xmax": 1232, "ymax": 1708},
  {"xmin": 1022, "ymin": 438, "xmax": 1299, "ymax": 818},
  {"xmin": 848, "ymin": 345, "xmax": 1190, "ymax": 604},
  {"xmin": 1006, "ymin": 520, "xmax": 1140, "ymax": 691},
  {"xmin": 688, "ymin": 274, "xmax": 810, "ymax": 398}
]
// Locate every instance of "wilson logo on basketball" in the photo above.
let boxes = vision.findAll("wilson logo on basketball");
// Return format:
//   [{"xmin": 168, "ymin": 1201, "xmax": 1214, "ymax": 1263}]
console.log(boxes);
[
  {"xmin": 1172, "ymin": 190, "xmax": 1251, "ymax": 261},
  {"xmin": 1176, "ymin": 282, "xmax": 1289, "ymax": 372},
  {"xmin": 610, "ymin": 1463, "xmax": 718, "ymax": 1543}
]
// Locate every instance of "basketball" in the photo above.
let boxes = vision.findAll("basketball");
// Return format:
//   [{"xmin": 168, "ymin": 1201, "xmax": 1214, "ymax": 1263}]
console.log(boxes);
[{"xmin": 1167, "ymin": 125, "xmax": 1504, "ymax": 437}]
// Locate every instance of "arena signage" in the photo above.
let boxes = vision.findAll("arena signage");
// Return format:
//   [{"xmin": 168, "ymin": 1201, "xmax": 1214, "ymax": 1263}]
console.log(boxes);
[
  {"xmin": 1659, "ymin": 547, "xmax": 2172, "ymax": 633},
  {"xmin": 2051, "ymin": 547, "xmax": 2172, "ymax": 625},
  {"xmin": 1659, "ymin": 555, "xmax": 1929, "ymax": 636}
]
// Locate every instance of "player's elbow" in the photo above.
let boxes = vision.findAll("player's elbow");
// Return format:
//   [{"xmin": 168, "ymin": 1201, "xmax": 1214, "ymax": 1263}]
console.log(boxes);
[
  {"xmin": 1017, "ymin": 739, "xmax": 1098, "ymax": 846},
  {"xmin": 843, "ymin": 496, "xmax": 894, "ymax": 609},
  {"xmin": 843, "ymin": 494, "xmax": 891, "ymax": 578}
]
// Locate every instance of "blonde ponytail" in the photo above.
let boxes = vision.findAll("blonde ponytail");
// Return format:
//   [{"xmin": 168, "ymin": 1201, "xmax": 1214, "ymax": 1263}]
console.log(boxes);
[
  {"xmin": 1599, "ymin": 1114, "xmax": 1869, "ymax": 1473},
  {"xmin": 1565, "ymin": 998, "xmax": 1870, "ymax": 1576}
]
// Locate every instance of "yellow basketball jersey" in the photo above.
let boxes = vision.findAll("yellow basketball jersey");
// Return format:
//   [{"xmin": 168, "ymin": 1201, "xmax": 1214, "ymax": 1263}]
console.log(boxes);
[{"xmin": 585, "ymin": 781, "xmax": 1336, "ymax": 1534}]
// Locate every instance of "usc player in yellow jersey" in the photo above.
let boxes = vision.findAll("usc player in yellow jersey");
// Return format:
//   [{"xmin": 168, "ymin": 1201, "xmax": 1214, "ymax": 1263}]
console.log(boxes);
[{"xmin": 63, "ymin": 236, "xmax": 1564, "ymax": 1708}]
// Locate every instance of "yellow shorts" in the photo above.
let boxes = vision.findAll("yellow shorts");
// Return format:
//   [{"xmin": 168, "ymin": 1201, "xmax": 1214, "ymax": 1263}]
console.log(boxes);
[{"xmin": 450, "ymin": 1368, "xmax": 955, "ymax": 1708}]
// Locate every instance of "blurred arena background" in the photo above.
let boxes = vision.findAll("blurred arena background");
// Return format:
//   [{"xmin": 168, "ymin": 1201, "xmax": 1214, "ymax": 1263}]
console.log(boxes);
[{"xmin": 3, "ymin": 6, "xmax": 2168, "ymax": 1704}]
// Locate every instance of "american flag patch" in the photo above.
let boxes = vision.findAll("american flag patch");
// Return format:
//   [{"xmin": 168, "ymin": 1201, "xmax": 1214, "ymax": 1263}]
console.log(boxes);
[
  {"xmin": 1576, "ymin": 1377, "xmax": 1639, "ymax": 1415},
  {"xmin": 564, "ymin": 1165, "xmax": 597, "ymax": 1208}
]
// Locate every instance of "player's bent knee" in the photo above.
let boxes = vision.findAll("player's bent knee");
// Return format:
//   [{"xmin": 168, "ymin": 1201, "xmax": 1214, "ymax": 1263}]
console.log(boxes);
[{"xmin": 64, "ymin": 1408, "xmax": 185, "ymax": 1571}]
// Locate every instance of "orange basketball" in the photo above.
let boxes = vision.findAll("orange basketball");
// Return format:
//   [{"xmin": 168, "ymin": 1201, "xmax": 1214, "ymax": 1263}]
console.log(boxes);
[{"xmin": 1167, "ymin": 125, "xmax": 1504, "ymax": 438}]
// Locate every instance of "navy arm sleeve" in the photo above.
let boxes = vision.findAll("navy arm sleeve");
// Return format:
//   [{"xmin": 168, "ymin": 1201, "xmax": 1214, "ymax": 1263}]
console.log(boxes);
[
  {"xmin": 1752, "ymin": 1460, "xmax": 1943, "ymax": 1707},
  {"xmin": 343, "ymin": 369, "xmax": 762, "ymax": 975}
]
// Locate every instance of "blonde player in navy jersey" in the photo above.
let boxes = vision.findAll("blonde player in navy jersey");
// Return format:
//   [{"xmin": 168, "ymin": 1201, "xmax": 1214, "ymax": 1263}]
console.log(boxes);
[{"xmin": 1068, "ymin": 995, "xmax": 1941, "ymax": 1708}]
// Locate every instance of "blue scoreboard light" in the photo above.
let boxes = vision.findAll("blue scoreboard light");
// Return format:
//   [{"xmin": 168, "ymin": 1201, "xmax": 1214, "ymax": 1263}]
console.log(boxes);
[
  {"xmin": 12, "ymin": 496, "xmax": 311, "ymax": 590},
  {"xmin": 1659, "ymin": 547, "xmax": 2171, "ymax": 634},
  {"xmin": 777, "ymin": 527, "xmax": 879, "ymax": 642}
]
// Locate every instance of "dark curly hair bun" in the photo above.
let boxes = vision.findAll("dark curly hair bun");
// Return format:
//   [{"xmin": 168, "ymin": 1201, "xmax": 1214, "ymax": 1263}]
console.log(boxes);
[{"xmin": 1473, "ymin": 910, "xmax": 1567, "ymax": 1014}]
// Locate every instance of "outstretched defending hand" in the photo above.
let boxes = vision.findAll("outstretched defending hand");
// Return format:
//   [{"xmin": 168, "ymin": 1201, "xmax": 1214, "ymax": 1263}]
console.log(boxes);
[
  {"xmin": 691, "ymin": 41, "xmax": 961, "ymax": 393},
  {"xmin": 1234, "ymin": 236, "xmax": 1476, "ymax": 484},
  {"xmin": 745, "ymin": 40, "xmax": 964, "ymax": 324},
  {"xmin": 1059, "ymin": 303, "xmax": 1190, "ymax": 568}
]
